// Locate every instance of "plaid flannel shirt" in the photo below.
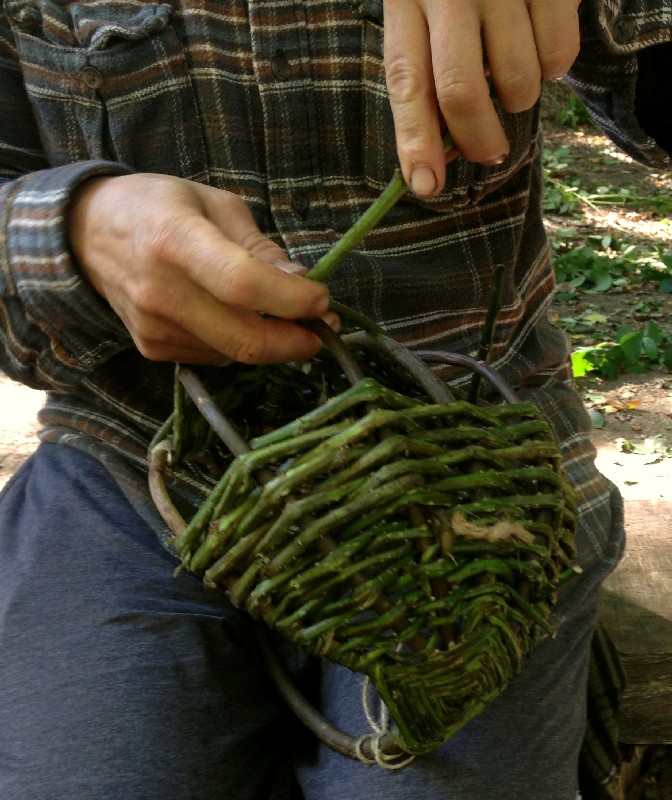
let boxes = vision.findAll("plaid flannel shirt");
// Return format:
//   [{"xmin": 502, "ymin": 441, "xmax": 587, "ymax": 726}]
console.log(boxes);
[{"xmin": 1, "ymin": 0, "xmax": 669, "ymax": 585}]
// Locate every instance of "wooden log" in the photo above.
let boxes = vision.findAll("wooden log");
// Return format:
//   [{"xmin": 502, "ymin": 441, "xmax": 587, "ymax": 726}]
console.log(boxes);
[{"xmin": 599, "ymin": 498, "xmax": 672, "ymax": 745}]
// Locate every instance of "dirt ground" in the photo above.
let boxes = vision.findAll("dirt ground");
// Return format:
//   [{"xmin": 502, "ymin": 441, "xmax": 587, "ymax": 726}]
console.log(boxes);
[
  {"xmin": 541, "ymin": 85, "xmax": 672, "ymax": 505},
  {"xmin": 0, "ymin": 375, "xmax": 44, "ymax": 490},
  {"xmin": 547, "ymin": 88, "xmax": 672, "ymax": 800}
]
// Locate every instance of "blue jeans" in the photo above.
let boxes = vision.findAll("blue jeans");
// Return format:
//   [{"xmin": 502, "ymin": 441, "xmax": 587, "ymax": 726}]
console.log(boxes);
[{"xmin": 0, "ymin": 443, "xmax": 615, "ymax": 799}]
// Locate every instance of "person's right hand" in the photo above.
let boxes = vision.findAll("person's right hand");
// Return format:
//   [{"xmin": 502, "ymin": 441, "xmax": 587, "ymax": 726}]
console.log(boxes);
[
  {"xmin": 67, "ymin": 173, "xmax": 334, "ymax": 366},
  {"xmin": 383, "ymin": 0, "xmax": 581, "ymax": 196}
]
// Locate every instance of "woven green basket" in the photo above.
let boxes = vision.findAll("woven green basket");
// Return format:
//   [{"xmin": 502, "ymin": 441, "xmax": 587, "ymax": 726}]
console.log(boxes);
[{"xmin": 149, "ymin": 321, "xmax": 577, "ymax": 758}]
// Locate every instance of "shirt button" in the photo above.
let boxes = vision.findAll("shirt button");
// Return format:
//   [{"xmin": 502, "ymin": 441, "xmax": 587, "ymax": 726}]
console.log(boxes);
[
  {"xmin": 612, "ymin": 15, "xmax": 635, "ymax": 43},
  {"xmin": 291, "ymin": 191, "xmax": 310, "ymax": 218},
  {"xmin": 271, "ymin": 50, "xmax": 292, "ymax": 81},
  {"xmin": 79, "ymin": 66, "xmax": 103, "ymax": 90}
]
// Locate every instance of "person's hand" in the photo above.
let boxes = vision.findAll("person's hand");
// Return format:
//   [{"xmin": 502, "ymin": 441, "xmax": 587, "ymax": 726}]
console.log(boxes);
[
  {"xmin": 383, "ymin": 0, "xmax": 581, "ymax": 195},
  {"xmin": 68, "ymin": 173, "xmax": 334, "ymax": 365}
]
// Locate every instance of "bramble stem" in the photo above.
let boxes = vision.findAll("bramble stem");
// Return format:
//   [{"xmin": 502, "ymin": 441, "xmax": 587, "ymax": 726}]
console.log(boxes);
[
  {"xmin": 306, "ymin": 170, "xmax": 407, "ymax": 283},
  {"xmin": 307, "ymin": 134, "xmax": 455, "ymax": 284}
]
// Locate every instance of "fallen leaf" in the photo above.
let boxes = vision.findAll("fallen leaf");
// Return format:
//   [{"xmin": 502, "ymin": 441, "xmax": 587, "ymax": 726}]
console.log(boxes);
[
  {"xmin": 603, "ymin": 396, "xmax": 642, "ymax": 411},
  {"xmin": 588, "ymin": 409, "xmax": 606, "ymax": 429},
  {"xmin": 583, "ymin": 312, "xmax": 608, "ymax": 325}
]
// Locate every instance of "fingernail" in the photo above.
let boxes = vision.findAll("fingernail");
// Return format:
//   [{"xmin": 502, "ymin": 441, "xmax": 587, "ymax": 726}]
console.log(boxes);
[
  {"xmin": 272, "ymin": 258, "xmax": 307, "ymax": 276},
  {"xmin": 322, "ymin": 311, "xmax": 341, "ymax": 332},
  {"xmin": 410, "ymin": 166, "xmax": 437, "ymax": 197},
  {"xmin": 483, "ymin": 154, "xmax": 507, "ymax": 167}
]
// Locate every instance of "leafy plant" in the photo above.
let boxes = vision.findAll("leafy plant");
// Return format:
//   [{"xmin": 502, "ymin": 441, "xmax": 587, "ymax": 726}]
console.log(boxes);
[
  {"xmin": 543, "ymin": 99, "xmax": 672, "ymax": 382},
  {"xmin": 571, "ymin": 321, "xmax": 672, "ymax": 379},
  {"xmin": 543, "ymin": 178, "xmax": 581, "ymax": 215},
  {"xmin": 543, "ymin": 146, "xmax": 581, "ymax": 214},
  {"xmin": 641, "ymin": 250, "xmax": 672, "ymax": 293},
  {"xmin": 543, "ymin": 142, "xmax": 672, "ymax": 218},
  {"xmin": 552, "ymin": 242, "xmax": 633, "ymax": 293},
  {"xmin": 552, "ymin": 237, "xmax": 672, "ymax": 293},
  {"xmin": 554, "ymin": 96, "xmax": 594, "ymax": 128}
]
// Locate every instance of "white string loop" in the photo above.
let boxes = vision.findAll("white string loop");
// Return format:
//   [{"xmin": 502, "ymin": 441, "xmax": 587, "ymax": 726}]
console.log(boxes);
[{"xmin": 356, "ymin": 675, "xmax": 416, "ymax": 770}]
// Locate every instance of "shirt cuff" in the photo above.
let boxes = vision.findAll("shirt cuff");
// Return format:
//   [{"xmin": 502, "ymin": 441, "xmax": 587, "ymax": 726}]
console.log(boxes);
[{"xmin": 2, "ymin": 160, "xmax": 135, "ymax": 387}]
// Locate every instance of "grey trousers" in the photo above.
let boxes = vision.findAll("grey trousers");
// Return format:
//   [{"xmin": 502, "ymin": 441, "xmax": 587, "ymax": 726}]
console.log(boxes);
[{"xmin": 0, "ymin": 443, "xmax": 611, "ymax": 799}]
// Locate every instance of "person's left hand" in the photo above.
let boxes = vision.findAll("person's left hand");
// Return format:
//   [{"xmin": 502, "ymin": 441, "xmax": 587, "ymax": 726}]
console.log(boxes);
[
  {"xmin": 383, "ymin": 0, "xmax": 581, "ymax": 196},
  {"xmin": 68, "ymin": 173, "xmax": 335, "ymax": 366}
]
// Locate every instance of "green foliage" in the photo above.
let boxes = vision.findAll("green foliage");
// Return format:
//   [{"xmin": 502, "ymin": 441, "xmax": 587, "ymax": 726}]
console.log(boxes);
[
  {"xmin": 554, "ymin": 96, "xmax": 593, "ymax": 128},
  {"xmin": 543, "ymin": 178, "xmax": 580, "ymax": 215},
  {"xmin": 641, "ymin": 250, "xmax": 672, "ymax": 294},
  {"xmin": 551, "ymin": 235, "xmax": 649, "ymax": 293},
  {"xmin": 550, "ymin": 236, "xmax": 672, "ymax": 379},
  {"xmin": 543, "ymin": 146, "xmax": 581, "ymax": 214},
  {"xmin": 543, "ymin": 144, "xmax": 672, "ymax": 218},
  {"xmin": 543, "ymin": 111, "xmax": 672, "ymax": 381},
  {"xmin": 571, "ymin": 321, "xmax": 672, "ymax": 379},
  {"xmin": 544, "ymin": 172, "xmax": 672, "ymax": 217},
  {"xmin": 586, "ymin": 185, "xmax": 672, "ymax": 217},
  {"xmin": 553, "ymin": 245, "xmax": 627, "ymax": 293}
]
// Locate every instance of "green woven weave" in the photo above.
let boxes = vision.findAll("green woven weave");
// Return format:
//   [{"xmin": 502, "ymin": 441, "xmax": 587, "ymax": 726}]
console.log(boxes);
[{"xmin": 150, "ymin": 332, "xmax": 577, "ymax": 756}]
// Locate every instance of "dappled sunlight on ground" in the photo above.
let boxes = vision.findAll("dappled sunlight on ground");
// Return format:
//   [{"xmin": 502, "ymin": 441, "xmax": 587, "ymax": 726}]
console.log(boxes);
[{"xmin": 0, "ymin": 376, "xmax": 44, "ymax": 490}]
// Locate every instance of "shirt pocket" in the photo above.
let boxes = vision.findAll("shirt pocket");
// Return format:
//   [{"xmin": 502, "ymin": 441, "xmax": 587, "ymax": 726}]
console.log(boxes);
[
  {"xmin": 361, "ymin": 17, "xmax": 539, "ymax": 212},
  {"xmin": 8, "ymin": 0, "xmax": 208, "ymax": 179}
]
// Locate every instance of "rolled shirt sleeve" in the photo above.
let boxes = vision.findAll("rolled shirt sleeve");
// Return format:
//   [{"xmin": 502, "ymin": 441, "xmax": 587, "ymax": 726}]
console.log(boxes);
[{"xmin": 0, "ymin": 161, "xmax": 134, "ymax": 391}]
